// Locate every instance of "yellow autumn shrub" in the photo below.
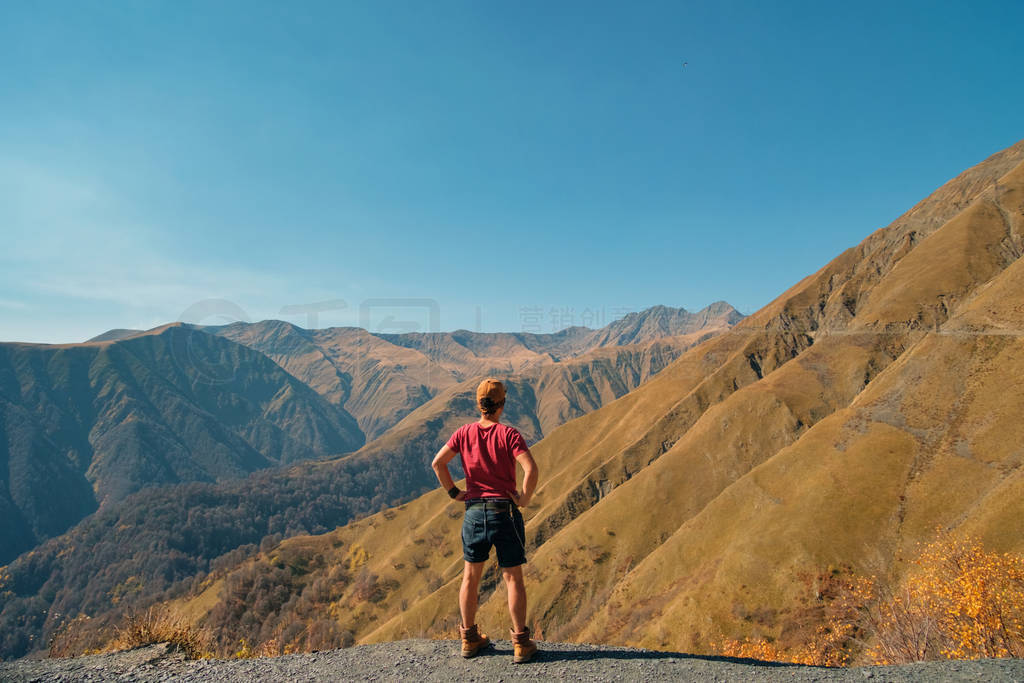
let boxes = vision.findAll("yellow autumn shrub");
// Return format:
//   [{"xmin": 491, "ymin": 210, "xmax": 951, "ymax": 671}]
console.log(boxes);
[{"xmin": 869, "ymin": 535, "xmax": 1024, "ymax": 664}]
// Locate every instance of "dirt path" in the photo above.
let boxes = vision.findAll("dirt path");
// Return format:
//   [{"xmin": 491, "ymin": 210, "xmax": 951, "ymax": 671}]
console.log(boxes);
[{"xmin": 2, "ymin": 639, "xmax": 1022, "ymax": 682}]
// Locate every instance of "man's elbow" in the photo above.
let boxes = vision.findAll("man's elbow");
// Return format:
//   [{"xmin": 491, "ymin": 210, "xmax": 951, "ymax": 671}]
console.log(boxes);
[{"xmin": 522, "ymin": 456, "xmax": 539, "ymax": 478}]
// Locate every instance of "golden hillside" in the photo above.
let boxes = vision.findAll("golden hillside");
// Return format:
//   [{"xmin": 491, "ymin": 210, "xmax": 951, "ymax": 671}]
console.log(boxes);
[{"xmin": 173, "ymin": 139, "xmax": 1024, "ymax": 657}]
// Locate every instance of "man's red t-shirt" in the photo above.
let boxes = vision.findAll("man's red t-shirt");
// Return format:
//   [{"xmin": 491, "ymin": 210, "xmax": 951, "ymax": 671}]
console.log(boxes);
[{"xmin": 446, "ymin": 422, "xmax": 529, "ymax": 499}]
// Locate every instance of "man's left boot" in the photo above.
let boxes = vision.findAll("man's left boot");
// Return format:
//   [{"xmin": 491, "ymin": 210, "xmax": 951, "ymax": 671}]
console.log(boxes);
[
  {"xmin": 459, "ymin": 623, "xmax": 491, "ymax": 658},
  {"xmin": 511, "ymin": 626, "xmax": 538, "ymax": 663}
]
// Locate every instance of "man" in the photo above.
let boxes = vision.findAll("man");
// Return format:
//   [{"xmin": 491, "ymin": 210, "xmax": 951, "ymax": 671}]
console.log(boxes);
[{"xmin": 431, "ymin": 378, "xmax": 540, "ymax": 664}]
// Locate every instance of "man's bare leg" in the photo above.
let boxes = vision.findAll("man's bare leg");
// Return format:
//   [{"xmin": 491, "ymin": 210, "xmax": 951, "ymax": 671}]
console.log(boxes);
[
  {"xmin": 501, "ymin": 565, "xmax": 527, "ymax": 632},
  {"xmin": 460, "ymin": 561, "xmax": 486, "ymax": 627}
]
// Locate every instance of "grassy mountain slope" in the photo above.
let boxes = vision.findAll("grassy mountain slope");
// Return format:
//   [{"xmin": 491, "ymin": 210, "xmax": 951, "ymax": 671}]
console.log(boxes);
[
  {"xmin": 453, "ymin": 140, "xmax": 1024, "ymax": 651},
  {"xmin": 164, "ymin": 139, "xmax": 1024, "ymax": 657}
]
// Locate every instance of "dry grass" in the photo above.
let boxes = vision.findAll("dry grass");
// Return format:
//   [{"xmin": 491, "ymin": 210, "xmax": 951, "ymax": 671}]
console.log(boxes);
[{"xmin": 107, "ymin": 607, "xmax": 212, "ymax": 659}]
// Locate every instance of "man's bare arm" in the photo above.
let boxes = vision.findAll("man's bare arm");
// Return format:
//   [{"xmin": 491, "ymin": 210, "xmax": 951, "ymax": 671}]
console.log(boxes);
[
  {"xmin": 510, "ymin": 449, "xmax": 538, "ymax": 508},
  {"xmin": 431, "ymin": 444, "xmax": 466, "ymax": 501}
]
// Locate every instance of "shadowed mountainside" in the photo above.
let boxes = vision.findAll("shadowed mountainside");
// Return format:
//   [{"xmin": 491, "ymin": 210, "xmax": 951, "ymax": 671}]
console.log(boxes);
[
  {"xmin": 160, "ymin": 139, "xmax": 1024, "ymax": 659},
  {"xmin": 0, "ymin": 325, "xmax": 364, "ymax": 564}
]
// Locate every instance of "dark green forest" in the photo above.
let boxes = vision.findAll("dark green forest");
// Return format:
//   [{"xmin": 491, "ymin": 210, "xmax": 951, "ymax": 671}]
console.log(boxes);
[{"xmin": 0, "ymin": 439, "xmax": 454, "ymax": 660}]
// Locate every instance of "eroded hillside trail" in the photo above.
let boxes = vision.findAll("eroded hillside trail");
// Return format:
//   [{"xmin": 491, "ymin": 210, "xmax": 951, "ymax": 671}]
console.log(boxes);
[{"xmin": 3, "ymin": 640, "xmax": 1022, "ymax": 682}]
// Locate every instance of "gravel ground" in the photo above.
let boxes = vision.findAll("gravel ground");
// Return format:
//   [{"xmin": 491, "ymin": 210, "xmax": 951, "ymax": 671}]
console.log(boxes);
[{"xmin": 2, "ymin": 639, "xmax": 1022, "ymax": 682}]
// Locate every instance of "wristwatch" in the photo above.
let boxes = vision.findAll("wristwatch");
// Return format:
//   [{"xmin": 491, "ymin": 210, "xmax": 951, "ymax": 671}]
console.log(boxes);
[{"xmin": 448, "ymin": 486, "xmax": 460, "ymax": 499}]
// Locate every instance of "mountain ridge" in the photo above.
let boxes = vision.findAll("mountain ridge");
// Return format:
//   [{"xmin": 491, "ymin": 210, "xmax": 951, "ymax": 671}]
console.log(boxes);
[
  {"xmin": 153, "ymin": 138, "xmax": 1024, "ymax": 660},
  {"xmin": 0, "ymin": 304, "xmax": 742, "ymax": 659},
  {"xmin": 206, "ymin": 303, "xmax": 742, "ymax": 441}
]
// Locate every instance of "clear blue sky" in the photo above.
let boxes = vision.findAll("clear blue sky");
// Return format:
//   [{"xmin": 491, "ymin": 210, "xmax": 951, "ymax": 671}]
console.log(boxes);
[{"xmin": 2, "ymin": 0, "xmax": 1022, "ymax": 342}]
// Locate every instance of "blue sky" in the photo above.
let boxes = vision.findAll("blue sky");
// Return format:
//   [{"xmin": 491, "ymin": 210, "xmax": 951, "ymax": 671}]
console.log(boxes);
[{"xmin": 2, "ymin": 0, "xmax": 1022, "ymax": 342}]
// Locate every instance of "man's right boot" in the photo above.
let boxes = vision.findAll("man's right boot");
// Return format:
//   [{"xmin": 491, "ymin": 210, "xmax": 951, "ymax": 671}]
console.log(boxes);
[
  {"xmin": 511, "ymin": 626, "xmax": 538, "ymax": 663},
  {"xmin": 459, "ymin": 623, "xmax": 491, "ymax": 658}
]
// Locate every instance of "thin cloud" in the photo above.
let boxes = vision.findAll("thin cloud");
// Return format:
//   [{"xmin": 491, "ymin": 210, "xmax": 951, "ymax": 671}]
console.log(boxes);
[{"xmin": 0, "ymin": 159, "xmax": 337, "ymax": 329}]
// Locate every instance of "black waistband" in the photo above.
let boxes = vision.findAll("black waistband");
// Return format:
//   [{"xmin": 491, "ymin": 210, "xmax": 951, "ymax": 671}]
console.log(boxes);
[{"xmin": 465, "ymin": 498, "xmax": 514, "ymax": 508}]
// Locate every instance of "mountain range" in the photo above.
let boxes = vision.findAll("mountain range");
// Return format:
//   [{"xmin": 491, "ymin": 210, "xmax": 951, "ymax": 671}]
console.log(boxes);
[
  {"xmin": 0, "ymin": 302, "xmax": 740, "ymax": 658},
  {"xmin": 154, "ymin": 138, "xmax": 1024, "ymax": 658},
  {"xmin": 207, "ymin": 301, "xmax": 742, "ymax": 441},
  {"xmin": 4, "ymin": 137, "xmax": 1023, "ymax": 662}
]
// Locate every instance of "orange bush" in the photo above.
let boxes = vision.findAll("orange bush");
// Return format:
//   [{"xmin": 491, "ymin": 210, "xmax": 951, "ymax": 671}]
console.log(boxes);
[
  {"xmin": 717, "ymin": 637, "xmax": 790, "ymax": 663},
  {"xmin": 868, "ymin": 535, "xmax": 1024, "ymax": 664}
]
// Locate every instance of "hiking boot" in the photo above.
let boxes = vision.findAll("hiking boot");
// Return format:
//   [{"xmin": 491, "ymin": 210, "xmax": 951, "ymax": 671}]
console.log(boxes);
[
  {"xmin": 459, "ymin": 623, "xmax": 491, "ymax": 658},
  {"xmin": 511, "ymin": 627, "xmax": 538, "ymax": 663}
]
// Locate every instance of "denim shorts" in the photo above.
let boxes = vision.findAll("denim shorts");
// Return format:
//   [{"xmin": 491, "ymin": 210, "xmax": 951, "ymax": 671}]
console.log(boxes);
[{"xmin": 462, "ymin": 501, "xmax": 527, "ymax": 567}]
